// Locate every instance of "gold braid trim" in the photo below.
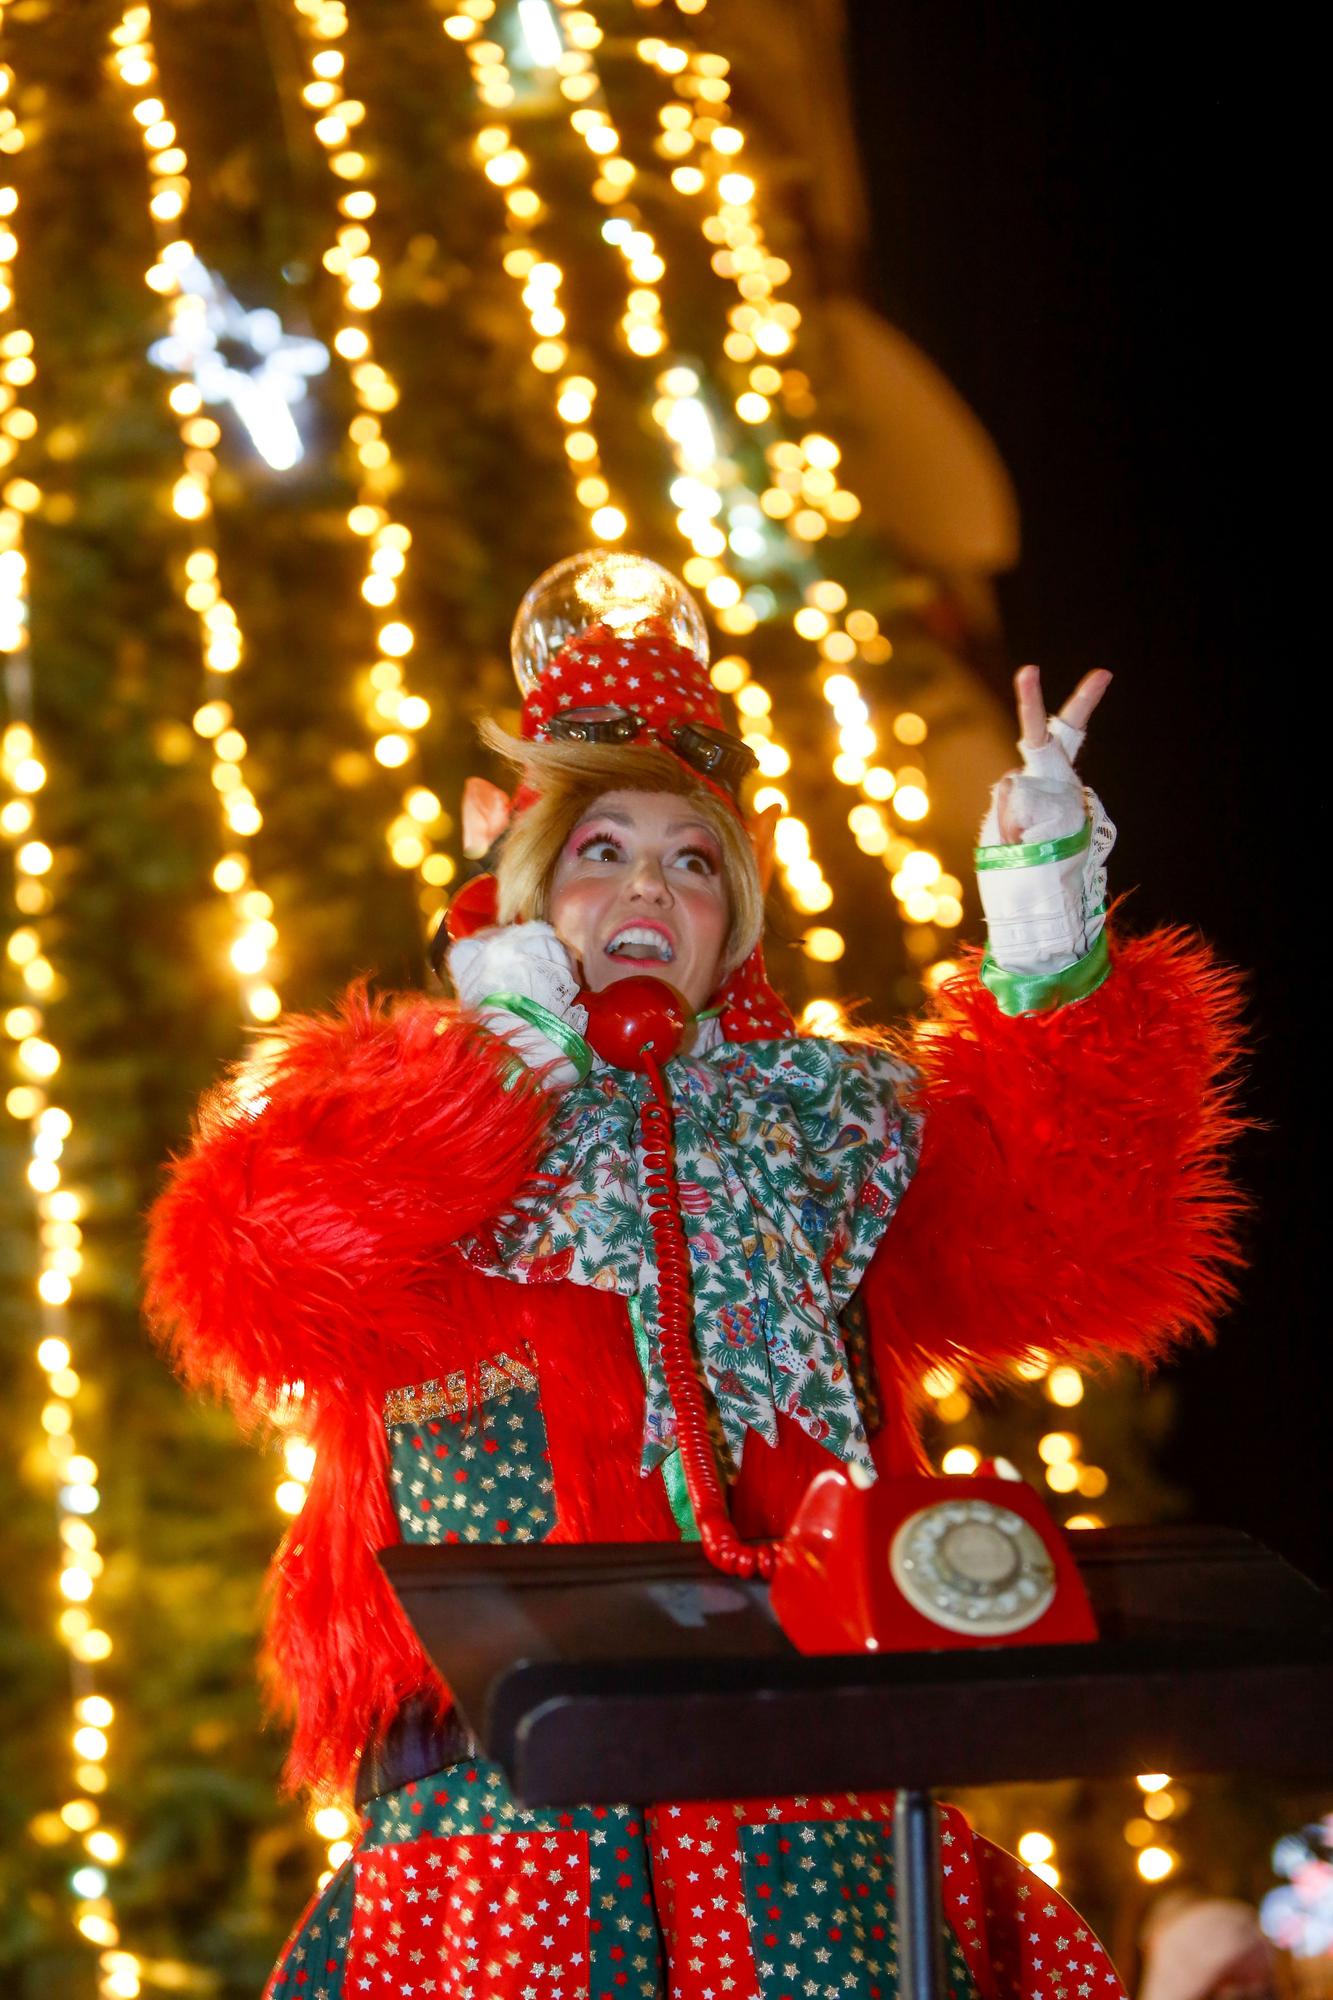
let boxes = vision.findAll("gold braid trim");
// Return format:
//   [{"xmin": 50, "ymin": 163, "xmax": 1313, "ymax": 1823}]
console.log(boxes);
[{"xmin": 383, "ymin": 1350, "xmax": 538, "ymax": 1426}]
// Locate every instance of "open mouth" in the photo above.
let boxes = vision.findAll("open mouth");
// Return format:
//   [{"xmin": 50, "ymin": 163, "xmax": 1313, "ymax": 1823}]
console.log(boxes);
[{"xmin": 605, "ymin": 924, "xmax": 675, "ymax": 964}]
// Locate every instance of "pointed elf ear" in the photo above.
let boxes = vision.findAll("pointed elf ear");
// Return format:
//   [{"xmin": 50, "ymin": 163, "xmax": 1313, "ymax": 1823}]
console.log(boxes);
[
  {"xmin": 748, "ymin": 799, "xmax": 780, "ymax": 894},
  {"xmin": 461, "ymin": 777, "xmax": 512, "ymax": 859}
]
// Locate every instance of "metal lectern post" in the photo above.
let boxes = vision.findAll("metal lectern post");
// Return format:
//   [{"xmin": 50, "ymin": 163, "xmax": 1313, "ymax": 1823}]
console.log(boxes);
[{"xmin": 893, "ymin": 1789, "xmax": 946, "ymax": 2000}]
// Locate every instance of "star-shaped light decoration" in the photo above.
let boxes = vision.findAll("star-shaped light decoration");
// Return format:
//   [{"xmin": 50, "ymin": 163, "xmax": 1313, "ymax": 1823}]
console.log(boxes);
[{"xmin": 148, "ymin": 257, "xmax": 329, "ymax": 471}]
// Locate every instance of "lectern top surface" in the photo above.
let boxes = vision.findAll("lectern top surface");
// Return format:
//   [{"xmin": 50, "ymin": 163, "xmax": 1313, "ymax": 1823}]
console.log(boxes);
[{"xmin": 379, "ymin": 1526, "xmax": 1333, "ymax": 1802}]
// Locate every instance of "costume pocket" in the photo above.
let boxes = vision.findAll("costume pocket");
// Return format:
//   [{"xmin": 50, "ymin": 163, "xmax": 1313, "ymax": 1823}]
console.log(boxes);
[{"xmin": 383, "ymin": 1347, "xmax": 556, "ymax": 1545}]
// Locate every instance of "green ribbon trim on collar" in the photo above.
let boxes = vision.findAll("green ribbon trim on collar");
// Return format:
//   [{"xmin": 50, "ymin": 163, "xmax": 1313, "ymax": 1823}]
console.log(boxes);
[
  {"xmin": 480, "ymin": 992, "xmax": 593, "ymax": 1083},
  {"xmin": 628, "ymin": 1298, "xmax": 700, "ymax": 1542},
  {"xmin": 974, "ymin": 818, "xmax": 1092, "ymax": 871},
  {"xmin": 980, "ymin": 928, "xmax": 1112, "ymax": 1017}
]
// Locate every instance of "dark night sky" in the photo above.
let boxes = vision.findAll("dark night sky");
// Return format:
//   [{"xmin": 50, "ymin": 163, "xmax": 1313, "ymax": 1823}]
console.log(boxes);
[{"xmin": 843, "ymin": 6, "xmax": 1324, "ymax": 1584}]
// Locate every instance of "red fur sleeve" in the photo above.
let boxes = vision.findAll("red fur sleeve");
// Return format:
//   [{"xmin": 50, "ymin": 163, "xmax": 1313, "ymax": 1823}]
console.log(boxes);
[
  {"xmin": 143, "ymin": 984, "xmax": 553, "ymax": 1416},
  {"xmin": 862, "ymin": 928, "xmax": 1247, "ymax": 1386}
]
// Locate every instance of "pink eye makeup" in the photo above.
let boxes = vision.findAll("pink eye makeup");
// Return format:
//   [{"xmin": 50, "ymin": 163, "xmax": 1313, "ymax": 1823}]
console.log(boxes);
[{"xmin": 571, "ymin": 827, "xmax": 625, "ymax": 862}]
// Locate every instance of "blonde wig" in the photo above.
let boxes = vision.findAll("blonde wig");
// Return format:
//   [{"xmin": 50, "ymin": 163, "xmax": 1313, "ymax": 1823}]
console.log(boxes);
[{"xmin": 480, "ymin": 720, "xmax": 764, "ymax": 976}]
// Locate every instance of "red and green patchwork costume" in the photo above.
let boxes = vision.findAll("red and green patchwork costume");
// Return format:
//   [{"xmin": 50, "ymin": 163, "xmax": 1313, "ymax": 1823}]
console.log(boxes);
[
  {"xmin": 145, "ymin": 927, "xmax": 1243, "ymax": 1999},
  {"xmin": 265, "ymin": 1760, "xmax": 1123, "ymax": 2000}
]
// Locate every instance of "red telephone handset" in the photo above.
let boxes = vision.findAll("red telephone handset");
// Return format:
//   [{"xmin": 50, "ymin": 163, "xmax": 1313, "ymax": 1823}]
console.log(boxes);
[{"xmin": 443, "ymin": 904, "xmax": 1098, "ymax": 1655}]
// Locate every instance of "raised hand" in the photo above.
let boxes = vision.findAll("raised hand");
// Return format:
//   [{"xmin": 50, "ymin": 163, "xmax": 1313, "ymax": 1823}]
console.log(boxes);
[{"xmin": 998, "ymin": 665, "xmax": 1113, "ymax": 843}]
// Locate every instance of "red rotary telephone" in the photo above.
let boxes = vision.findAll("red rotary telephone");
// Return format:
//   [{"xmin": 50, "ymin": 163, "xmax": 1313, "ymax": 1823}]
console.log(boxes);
[{"xmin": 442, "ymin": 876, "xmax": 1097, "ymax": 1658}]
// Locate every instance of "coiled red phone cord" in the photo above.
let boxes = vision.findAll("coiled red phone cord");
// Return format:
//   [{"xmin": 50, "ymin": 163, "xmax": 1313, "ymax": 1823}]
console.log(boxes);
[{"xmin": 641, "ymin": 1056, "xmax": 777, "ymax": 1581}]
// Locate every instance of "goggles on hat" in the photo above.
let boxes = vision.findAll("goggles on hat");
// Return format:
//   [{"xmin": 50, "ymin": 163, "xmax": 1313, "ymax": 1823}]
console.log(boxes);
[{"xmin": 544, "ymin": 706, "xmax": 757, "ymax": 800}]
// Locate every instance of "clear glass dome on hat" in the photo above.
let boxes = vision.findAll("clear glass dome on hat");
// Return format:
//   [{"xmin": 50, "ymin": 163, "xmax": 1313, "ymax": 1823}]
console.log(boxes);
[{"xmin": 510, "ymin": 550, "xmax": 709, "ymax": 696}]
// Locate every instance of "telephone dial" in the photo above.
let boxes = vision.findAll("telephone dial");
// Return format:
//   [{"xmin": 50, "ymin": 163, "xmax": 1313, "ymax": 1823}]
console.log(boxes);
[{"xmin": 444, "ymin": 880, "xmax": 1097, "ymax": 1658}]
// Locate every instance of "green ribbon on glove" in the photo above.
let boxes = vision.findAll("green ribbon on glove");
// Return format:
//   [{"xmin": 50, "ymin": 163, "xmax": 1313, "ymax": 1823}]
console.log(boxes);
[
  {"xmin": 973, "ymin": 819, "xmax": 1092, "ymax": 871},
  {"xmin": 979, "ymin": 928, "xmax": 1112, "ymax": 1016},
  {"xmin": 480, "ymin": 991, "xmax": 593, "ymax": 1083}
]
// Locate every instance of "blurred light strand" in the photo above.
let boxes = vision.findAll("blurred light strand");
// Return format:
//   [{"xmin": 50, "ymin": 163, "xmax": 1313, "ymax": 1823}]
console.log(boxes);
[
  {"xmin": 287, "ymin": 0, "xmax": 458, "ymax": 935},
  {"xmin": 0, "ymin": 39, "xmax": 135, "ymax": 1988},
  {"xmin": 108, "ymin": 4, "xmax": 288, "ymax": 1031}
]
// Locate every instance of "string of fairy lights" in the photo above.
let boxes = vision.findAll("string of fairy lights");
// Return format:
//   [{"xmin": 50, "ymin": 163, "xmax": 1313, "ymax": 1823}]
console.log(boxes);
[
  {"xmin": 468, "ymin": 144, "xmax": 633, "ymax": 540},
  {"xmin": 1, "ymin": 38, "xmax": 140, "ymax": 1998},
  {"xmin": 106, "ymin": 0, "xmax": 323, "ymax": 1668},
  {"xmin": 284, "ymin": 0, "xmax": 458, "ymax": 962},
  {"xmin": 1004, "ymin": 1770, "xmax": 1188, "ymax": 1894},
  {"xmin": 107, "ymin": 5, "xmax": 289, "ymax": 1037},
  {"xmin": 277, "ymin": 0, "xmax": 446, "ymax": 1873}
]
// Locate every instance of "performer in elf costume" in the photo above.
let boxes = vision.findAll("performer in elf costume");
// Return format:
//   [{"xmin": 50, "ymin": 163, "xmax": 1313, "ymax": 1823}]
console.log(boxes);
[{"xmin": 145, "ymin": 553, "xmax": 1244, "ymax": 2000}]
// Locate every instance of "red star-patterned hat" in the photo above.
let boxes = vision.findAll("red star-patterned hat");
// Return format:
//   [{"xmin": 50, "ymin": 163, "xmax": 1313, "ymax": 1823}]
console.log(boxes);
[
  {"xmin": 496, "ymin": 552, "xmax": 794, "ymax": 1041},
  {"xmin": 520, "ymin": 618, "xmax": 724, "ymax": 743},
  {"xmin": 513, "ymin": 555, "xmax": 743, "ymax": 810}
]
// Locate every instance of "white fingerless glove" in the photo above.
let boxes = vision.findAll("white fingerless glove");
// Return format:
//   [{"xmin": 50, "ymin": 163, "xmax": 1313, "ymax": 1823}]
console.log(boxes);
[
  {"xmin": 447, "ymin": 921, "xmax": 590, "ymax": 1092},
  {"xmin": 976, "ymin": 715, "xmax": 1116, "ymax": 981}
]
